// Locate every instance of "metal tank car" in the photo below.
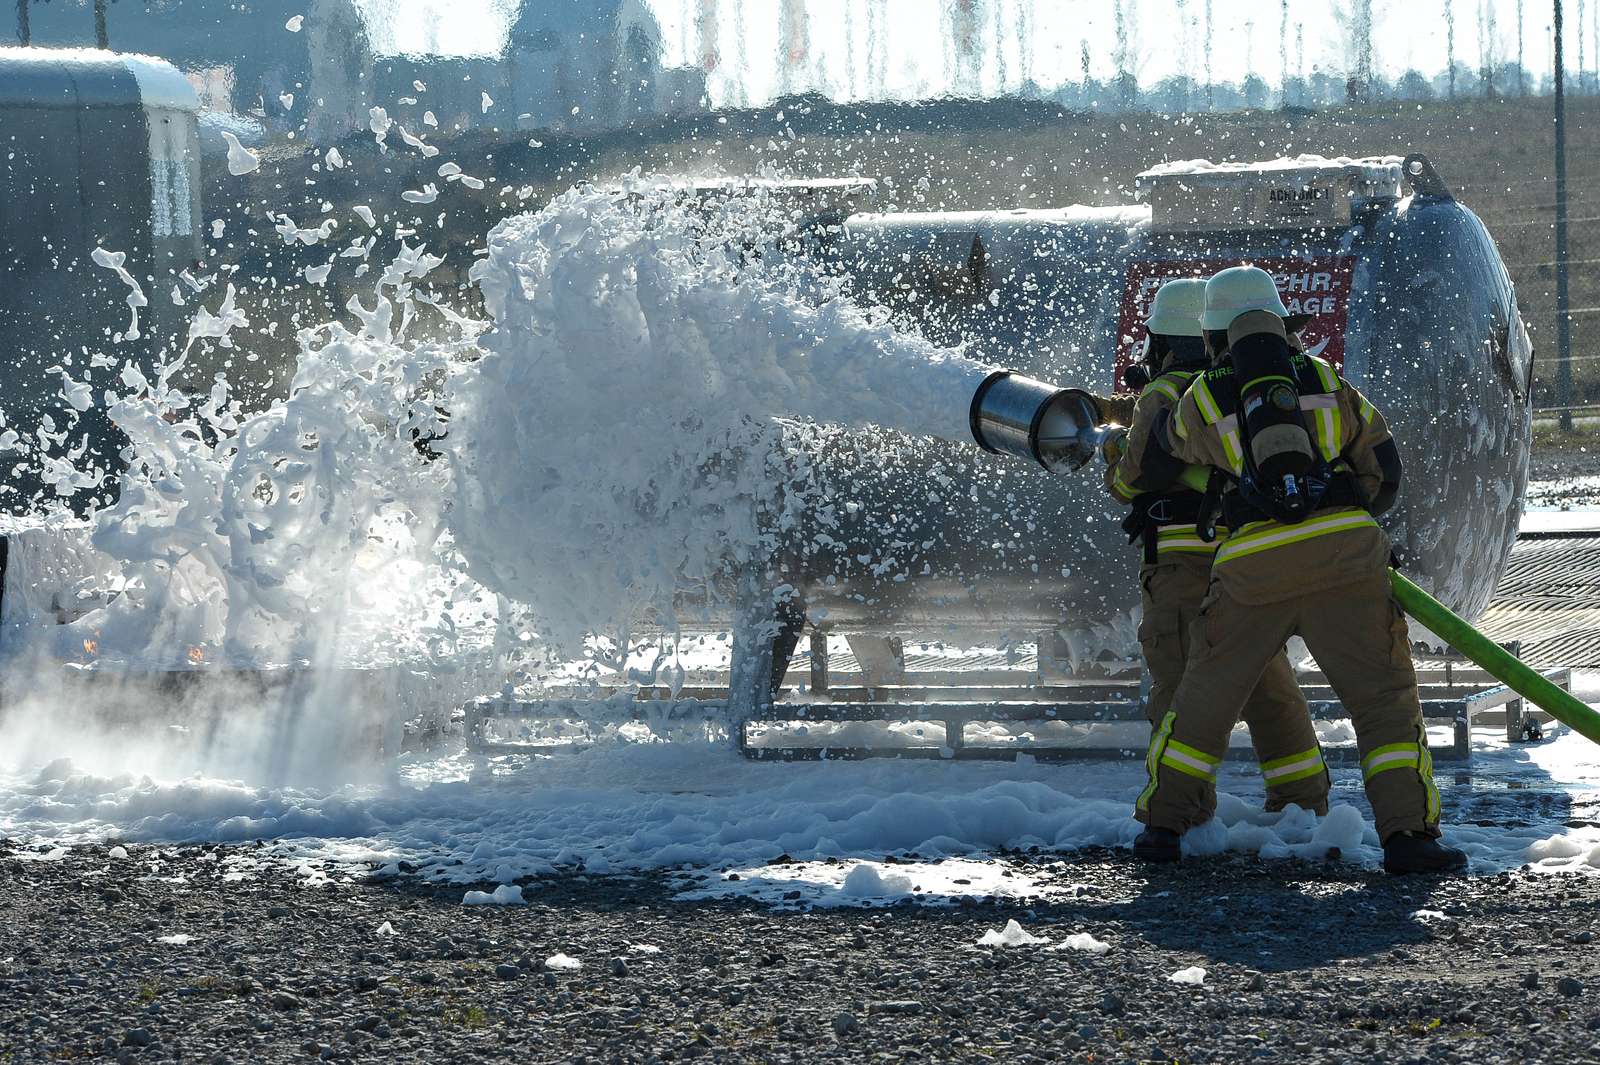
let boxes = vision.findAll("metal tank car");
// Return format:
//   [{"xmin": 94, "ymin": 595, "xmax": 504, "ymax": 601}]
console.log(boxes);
[
  {"xmin": 740, "ymin": 154, "xmax": 1531, "ymax": 670},
  {"xmin": 0, "ymin": 47, "xmax": 203, "ymax": 513}
]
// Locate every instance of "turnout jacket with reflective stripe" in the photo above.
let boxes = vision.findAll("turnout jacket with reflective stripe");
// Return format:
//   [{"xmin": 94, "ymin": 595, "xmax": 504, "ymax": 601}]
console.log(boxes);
[
  {"xmin": 1103, "ymin": 369, "xmax": 1218, "ymax": 565},
  {"xmin": 1166, "ymin": 352, "xmax": 1397, "ymax": 604}
]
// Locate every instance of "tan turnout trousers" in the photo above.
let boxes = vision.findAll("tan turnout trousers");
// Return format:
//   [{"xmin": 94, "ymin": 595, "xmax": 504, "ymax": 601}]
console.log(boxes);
[
  {"xmin": 1137, "ymin": 565, "xmax": 1440, "ymax": 843},
  {"xmin": 1136, "ymin": 330, "xmax": 1442, "ymax": 844},
  {"xmin": 1100, "ymin": 370, "xmax": 1329, "ymax": 816},
  {"xmin": 1139, "ymin": 557, "xmax": 1329, "ymax": 814}
]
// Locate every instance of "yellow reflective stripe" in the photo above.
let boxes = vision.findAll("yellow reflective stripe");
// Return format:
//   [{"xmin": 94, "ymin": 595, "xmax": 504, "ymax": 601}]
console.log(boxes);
[
  {"xmin": 1359, "ymin": 396, "xmax": 1377, "ymax": 424},
  {"xmin": 1241, "ymin": 374, "xmax": 1296, "ymax": 393},
  {"xmin": 1111, "ymin": 464, "xmax": 1137, "ymax": 502},
  {"xmin": 1417, "ymin": 724, "xmax": 1441, "ymax": 823},
  {"xmin": 1157, "ymin": 542, "xmax": 1217, "ymax": 555},
  {"xmin": 1306, "ymin": 358, "xmax": 1344, "ymax": 458},
  {"xmin": 1143, "ymin": 372, "xmax": 1194, "ymax": 406},
  {"xmin": 1166, "ymin": 738, "xmax": 1221, "ymax": 767},
  {"xmin": 1172, "ymin": 403, "xmax": 1189, "ymax": 440},
  {"xmin": 1213, "ymin": 511, "xmax": 1378, "ymax": 565},
  {"xmin": 1362, "ymin": 742, "xmax": 1422, "ymax": 781},
  {"xmin": 1363, "ymin": 753, "xmax": 1420, "ymax": 780},
  {"xmin": 1138, "ymin": 711, "xmax": 1177, "ymax": 812},
  {"xmin": 1193, "ymin": 376, "xmax": 1224, "ymax": 425},
  {"xmin": 1160, "ymin": 752, "xmax": 1218, "ymax": 781},
  {"xmin": 1146, "ymin": 379, "xmax": 1181, "ymax": 403},
  {"xmin": 1261, "ymin": 746, "xmax": 1322, "ymax": 773},
  {"xmin": 1155, "ymin": 526, "xmax": 1217, "ymax": 555},
  {"xmin": 1219, "ymin": 429, "xmax": 1244, "ymax": 474},
  {"xmin": 1261, "ymin": 747, "xmax": 1325, "ymax": 784},
  {"xmin": 1361, "ymin": 741, "xmax": 1418, "ymax": 767},
  {"xmin": 1314, "ymin": 404, "xmax": 1341, "ymax": 461},
  {"xmin": 1311, "ymin": 357, "xmax": 1340, "ymax": 391},
  {"xmin": 1269, "ymin": 762, "xmax": 1328, "ymax": 786}
]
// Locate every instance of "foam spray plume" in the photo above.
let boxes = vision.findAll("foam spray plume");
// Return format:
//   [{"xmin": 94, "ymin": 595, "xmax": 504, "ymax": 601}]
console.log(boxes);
[
  {"xmin": 1, "ymin": 183, "xmax": 997, "ymax": 780},
  {"xmin": 448, "ymin": 184, "xmax": 996, "ymax": 657}
]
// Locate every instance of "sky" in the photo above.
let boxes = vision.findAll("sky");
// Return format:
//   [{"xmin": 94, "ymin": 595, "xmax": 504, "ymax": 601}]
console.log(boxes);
[
  {"xmin": 367, "ymin": 1, "xmax": 1597, "ymax": 104},
  {"xmin": 649, "ymin": 0, "xmax": 1591, "ymax": 104}
]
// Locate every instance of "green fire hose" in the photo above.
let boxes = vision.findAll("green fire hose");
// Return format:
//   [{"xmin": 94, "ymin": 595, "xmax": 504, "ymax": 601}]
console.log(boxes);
[
  {"xmin": 1165, "ymin": 464, "xmax": 1600, "ymax": 744},
  {"xmin": 1385, "ymin": 569, "xmax": 1600, "ymax": 746}
]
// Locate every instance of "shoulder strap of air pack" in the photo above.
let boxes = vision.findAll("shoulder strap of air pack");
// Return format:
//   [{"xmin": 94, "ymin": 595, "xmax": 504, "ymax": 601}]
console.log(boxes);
[
  {"xmin": 1293, "ymin": 353, "xmax": 1345, "ymax": 462},
  {"xmin": 1189, "ymin": 362, "xmax": 1238, "ymax": 426}
]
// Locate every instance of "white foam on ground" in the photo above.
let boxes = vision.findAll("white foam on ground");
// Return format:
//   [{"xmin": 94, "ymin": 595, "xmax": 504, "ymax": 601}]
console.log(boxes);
[
  {"xmin": 462, "ymin": 883, "xmax": 524, "ymax": 906},
  {"xmin": 5, "ymin": 702, "xmax": 1600, "ymax": 898},
  {"xmin": 682, "ymin": 855, "xmax": 1063, "ymax": 909},
  {"xmin": 1053, "ymin": 931, "xmax": 1112, "ymax": 954},
  {"xmin": 977, "ymin": 919, "xmax": 1048, "ymax": 947}
]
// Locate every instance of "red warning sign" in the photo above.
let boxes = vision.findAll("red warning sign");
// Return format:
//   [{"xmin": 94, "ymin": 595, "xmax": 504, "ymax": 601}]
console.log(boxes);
[{"xmin": 1112, "ymin": 257, "xmax": 1356, "ymax": 386}]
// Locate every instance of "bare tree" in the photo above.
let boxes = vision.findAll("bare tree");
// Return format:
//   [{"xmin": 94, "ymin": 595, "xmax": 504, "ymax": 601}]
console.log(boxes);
[
  {"xmin": 993, "ymin": 0, "xmax": 1006, "ymax": 93},
  {"xmin": 1518, "ymin": 0, "xmax": 1526, "ymax": 95},
  {"xmin": 1446, "ymin": 0, "xmax": 1457, "ymax": 97},
  {"xmin": 16, "ymin": 0, "xmax": 29, "ymax": 45},
  {"xmin": 1174, "ymin": 0, "xmax": 1189, "ymax": 110},
  {"xmin": 1245, "ymin": 16, "xmax": 1256, "ymax": 84},
  {"xmin": 1296, "ymin": 21, "xmax": 1304, "ymax": 104},
  {"xmin": 1581, "ymin": 0, "xmax": 1588, "ymax": 92},
  {"xmin": 1331, "ymin": 0, "xmax": 1375, "ymax": 101},
  {"xmin": 778, "ymin": 0, "xmax": 810, "ymax": 97},
  {"xmin": 843, "ymin": 0, "xmax": 855, "ymax": 97},
  {"xmin": 1203, "ymin": 0, "xmax": 1213, "ymax": 108},
  {"xmin": 1280, "ymin": 0, "xmax": 1290, "ymax": 106},
  {"xmin": 1114, "ymin": 0, "xmax": 1139, "ymax": 107},
  {"xmin": 734, "ymin": 0, "xmax": 750, "ymax": 104},
  {"xmin": 1479, "ymin": 0, "xmax": 1499, "ymax": 97},
  {"xmin": 1354, "ymin": 0, "xmax": 1373, "ymax": 97},
  {"xmin": 1017, "ymin": 0, "xmax": 1032, "ymax": 89}
]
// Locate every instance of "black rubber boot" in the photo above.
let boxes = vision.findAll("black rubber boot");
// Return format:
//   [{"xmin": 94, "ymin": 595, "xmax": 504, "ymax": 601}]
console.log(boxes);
[
  {"xmin": 1382, "ymin": 832, "xmax": 1468, "ymax": 875},
  {"xmin": 1133, "ymin": 827, "xmax": 1181, "ymax": 863}
]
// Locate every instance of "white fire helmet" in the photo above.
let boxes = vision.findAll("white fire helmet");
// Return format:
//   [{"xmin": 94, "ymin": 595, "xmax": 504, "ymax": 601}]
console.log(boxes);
[
  {"xmin": 1201, "ymin": 265, "xmax": 1292, "ymax": 331},
  {"xmin": 1143, "ymin": 278, "xmax": 1207, "ymax": 338}
]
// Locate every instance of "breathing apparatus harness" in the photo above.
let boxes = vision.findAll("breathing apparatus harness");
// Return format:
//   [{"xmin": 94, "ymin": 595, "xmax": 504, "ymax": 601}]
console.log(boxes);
[
  {"xmin": 1190, "ymin": 333, "xmax": 1366, "ymax": 543},
  {"xmin": 1118, "ymin": 335, "xmax": 1213, "ymax": 564}
]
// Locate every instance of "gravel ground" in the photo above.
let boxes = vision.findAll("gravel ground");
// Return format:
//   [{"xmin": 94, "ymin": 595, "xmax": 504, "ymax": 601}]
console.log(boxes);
[
  {"xmin": 4, "ymin": 841, "xmax": 1600, "ymax": 1064},
  {"xmin": 1529, "ymin": 444, "xmax": 1600, "ymax": 508}
]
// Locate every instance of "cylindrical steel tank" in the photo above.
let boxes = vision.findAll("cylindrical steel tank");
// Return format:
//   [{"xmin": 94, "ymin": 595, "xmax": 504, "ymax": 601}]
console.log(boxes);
[
  {"xmin": 0, "ymin": 48, "xmax": 203, "ymax": 513},
  {"xmin": 749, "ymin": 154, "xmax": 1531, "ymax": 649}
]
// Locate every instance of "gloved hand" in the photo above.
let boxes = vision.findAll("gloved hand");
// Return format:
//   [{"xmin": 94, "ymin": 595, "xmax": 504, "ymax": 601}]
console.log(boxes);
[{"xmin": 1100, "ymin": 426, "xmax": 1129, "ymax": 468}]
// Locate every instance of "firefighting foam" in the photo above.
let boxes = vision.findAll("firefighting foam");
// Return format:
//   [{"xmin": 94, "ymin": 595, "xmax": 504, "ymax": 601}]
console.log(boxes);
[{"xmin": 49, "ymin": 185, "xmax": 995, "ymax": 670}]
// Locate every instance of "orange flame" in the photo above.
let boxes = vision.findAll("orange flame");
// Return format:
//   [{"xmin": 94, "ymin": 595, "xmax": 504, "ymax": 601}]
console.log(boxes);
[
  {"xmin": 82, "ymin": 638, "xmax": 98, "ymax": 656},
  {"xmin": 187, "ymin": 646, "xmax": 205, "ymax": 665}
]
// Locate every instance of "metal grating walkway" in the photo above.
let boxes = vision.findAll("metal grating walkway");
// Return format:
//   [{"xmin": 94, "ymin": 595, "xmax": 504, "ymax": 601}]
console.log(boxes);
[{"xmin": 1478, "ymin": 534, "xmax": 1600, "ymax": 667}]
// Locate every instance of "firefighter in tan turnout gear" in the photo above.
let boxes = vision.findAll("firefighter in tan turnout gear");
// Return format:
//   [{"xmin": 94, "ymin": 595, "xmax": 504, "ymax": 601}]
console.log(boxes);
[
  {"xmin": 1102, "ymin": 278, "xmax": 1329, "ymax": 815},
  {"xmin": 1130, "ymin": 266, "xmax": 1467, "ymax": 875}
]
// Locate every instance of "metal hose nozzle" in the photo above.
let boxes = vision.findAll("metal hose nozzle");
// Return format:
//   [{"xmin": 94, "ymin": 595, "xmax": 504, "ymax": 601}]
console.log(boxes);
[{"xmin": 969, "ymin": 371, "xmax": 1105, "ymax": 472}]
